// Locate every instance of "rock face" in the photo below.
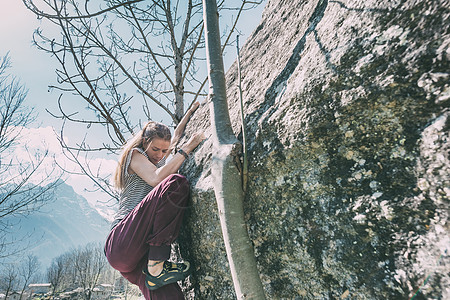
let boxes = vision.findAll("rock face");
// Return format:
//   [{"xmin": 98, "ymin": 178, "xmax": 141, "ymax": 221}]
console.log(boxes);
[{"xmin": 179, "ymin": 0, "xmax": 449, "ymax": 298}]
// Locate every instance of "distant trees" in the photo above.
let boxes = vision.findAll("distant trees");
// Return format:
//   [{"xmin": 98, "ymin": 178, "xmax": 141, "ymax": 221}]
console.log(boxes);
[
  {"xmin": 0, "ymin": 53, "xmax": 60, "ymax": 258},
  {"xmin": 0, "ymin": 264, "xmax": 18, "ymax": 299},
  {"xmin": 47, "ymin": 252, "xmax": 69, "ymax": 296},
  {"xmin": 73, "ymin": 243, "xmax": 108, "ymax": 300},
  {"xmin": 47, "ymin": 243, "xmax": 110, "ymax": 300},
  {"xmin": 0, "ymin": 243, "xmax": 116, "ymax": 299},
  {"xmin": 23, "ymin": 0, "xmax": 263, "ymax": 199},
  {"xmin": 0, "ymin": 255, "xmax": 41, "ymax": 299},
  {"xmin": 18, "ymin": 255, "xmax": 41, "ymax": 299}
]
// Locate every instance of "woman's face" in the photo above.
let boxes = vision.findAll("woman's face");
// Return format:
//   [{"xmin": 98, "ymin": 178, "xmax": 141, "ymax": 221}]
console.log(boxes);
[{"xmin": 145, "ymin": 138, "xmax": 171, "ymax": 165}]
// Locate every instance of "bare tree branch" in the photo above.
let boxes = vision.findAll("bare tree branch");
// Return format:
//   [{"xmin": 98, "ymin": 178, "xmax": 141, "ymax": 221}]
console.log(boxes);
[
  {"xmin": 25, "ymin": 0, "xmax": 264, "ymax": 199},
  {"xmin": 23, "ymin": 0, "xmax": 144, "ymax": 20},
  {"xmin": 0, "ymin": 53, "xmax": 61, "ymax": 258}
]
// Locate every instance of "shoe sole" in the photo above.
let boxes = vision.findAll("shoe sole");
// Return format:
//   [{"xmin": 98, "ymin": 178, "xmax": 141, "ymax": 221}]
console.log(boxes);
[{"xmin": 144, "ymin": 261, "xmax": 191, "ymax": 291}]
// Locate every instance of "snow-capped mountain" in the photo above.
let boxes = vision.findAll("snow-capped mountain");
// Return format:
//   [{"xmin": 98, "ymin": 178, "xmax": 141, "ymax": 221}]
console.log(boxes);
[{"xmin": 4, "ymin": 180, "xmax": 111, "ymax": 269}]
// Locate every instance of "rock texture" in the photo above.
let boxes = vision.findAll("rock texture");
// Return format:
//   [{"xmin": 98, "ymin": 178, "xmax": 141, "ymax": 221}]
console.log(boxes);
[{"xmin": 178, "ymin": 0, "xmax": 449, "ymax": 298}]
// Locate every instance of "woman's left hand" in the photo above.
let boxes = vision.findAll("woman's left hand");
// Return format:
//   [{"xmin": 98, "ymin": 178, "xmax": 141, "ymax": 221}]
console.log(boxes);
[{"xmin": 171, "ymin": 101, "xmax": 202, "ymax": 150}]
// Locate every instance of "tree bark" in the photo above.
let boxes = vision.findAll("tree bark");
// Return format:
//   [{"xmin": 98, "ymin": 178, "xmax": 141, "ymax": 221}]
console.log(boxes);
[{"xmin": 202, "ymin": 0, "xmax": 266, "ymax": 299}]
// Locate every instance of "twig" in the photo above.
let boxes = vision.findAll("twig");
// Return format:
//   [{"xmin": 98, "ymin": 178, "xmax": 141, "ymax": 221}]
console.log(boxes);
[{"xmin": 236, "ymin": 35, "xmax": 248, "ymax": 192}]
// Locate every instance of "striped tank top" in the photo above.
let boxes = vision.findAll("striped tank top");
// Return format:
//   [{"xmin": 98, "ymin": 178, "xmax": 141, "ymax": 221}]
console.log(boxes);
[{"xmin": 111, "ymin": 147, "xmax": 166, "ymax": 229}]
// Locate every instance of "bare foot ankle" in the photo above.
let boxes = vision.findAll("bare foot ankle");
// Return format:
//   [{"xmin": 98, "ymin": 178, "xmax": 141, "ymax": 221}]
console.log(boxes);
[{"xmin": 148, "ymin": 260, "xmax": 164, "ymax": 276}]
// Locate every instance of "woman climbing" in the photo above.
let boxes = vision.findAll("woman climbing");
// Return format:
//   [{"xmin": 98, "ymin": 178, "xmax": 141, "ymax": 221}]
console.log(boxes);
[{"xmin": 104, "ymin": 102, "xmax": 205, "ymax": 299}]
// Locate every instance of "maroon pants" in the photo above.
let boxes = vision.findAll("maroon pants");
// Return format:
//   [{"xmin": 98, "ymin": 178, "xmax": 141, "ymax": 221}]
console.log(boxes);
[{"xmin": 105, "ymin": 174, "xmax": 189, "ymax": 299}]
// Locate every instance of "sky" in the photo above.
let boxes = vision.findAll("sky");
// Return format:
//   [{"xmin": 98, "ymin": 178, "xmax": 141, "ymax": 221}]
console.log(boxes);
[{"xmin": 0, "ymin": 0, "xmax": 266, "ymax": 219}]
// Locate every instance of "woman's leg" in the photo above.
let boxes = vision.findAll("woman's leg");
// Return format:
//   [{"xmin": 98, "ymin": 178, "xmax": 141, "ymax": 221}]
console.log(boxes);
[
  {"xmin": 145, "ymin": 174, "xmax": 190, "ymax": 262},
  {"xmin": 104, "ymin": 174, "xmax": 189, "ymax": 298}
]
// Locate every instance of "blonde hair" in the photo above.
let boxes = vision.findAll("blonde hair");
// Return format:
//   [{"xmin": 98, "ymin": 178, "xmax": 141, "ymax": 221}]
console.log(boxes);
[{"xmin": 113, "ymin": 121, "xmax": 171, "ymax": 190}]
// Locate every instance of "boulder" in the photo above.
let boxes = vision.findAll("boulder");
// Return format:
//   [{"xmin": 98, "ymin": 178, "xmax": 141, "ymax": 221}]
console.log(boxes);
[{"xmin": 179, "ymin": 0, "xmax": 449, "ymax": 298}]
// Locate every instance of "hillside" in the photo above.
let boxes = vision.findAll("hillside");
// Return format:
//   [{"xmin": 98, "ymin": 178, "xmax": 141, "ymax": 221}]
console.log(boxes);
[{"xmin": 4, "ymin": 181, "xmax": 110, "ymax": 269}]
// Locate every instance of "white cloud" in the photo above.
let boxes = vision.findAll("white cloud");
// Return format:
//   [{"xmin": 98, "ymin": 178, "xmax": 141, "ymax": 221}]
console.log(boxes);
[
  {"xmin": 21, "ymin": 126, "xmax": 64, "ymax": 152},
  {"xmin": 1, "ymin": 126, "xmax": 61, "ymax": 186}
]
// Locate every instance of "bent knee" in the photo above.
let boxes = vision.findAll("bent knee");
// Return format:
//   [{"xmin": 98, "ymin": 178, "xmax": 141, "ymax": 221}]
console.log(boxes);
[
  {"xmin": 167, "ymin": 174, "xmax": 189, "ymax": 191},
  {"xmin": 105, "ymin": 235, "xmax": 142, "ymax": 274},
  {"xmin": 106, "ymin": 249, "xmax": 138, "ymax": 273},
  {"xmin": 169, "ymin": 173, "xmax": 188, "ymax": 184},
  {"xmin": 164, "ymin": 174, "xmax": 190, "ymax": 205}
]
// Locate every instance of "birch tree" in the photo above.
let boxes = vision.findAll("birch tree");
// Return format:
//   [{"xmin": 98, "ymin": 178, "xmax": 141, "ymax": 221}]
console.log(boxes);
[{"xmin": 202, "ymin": 0, "xmax": 265, "ymax": 298}]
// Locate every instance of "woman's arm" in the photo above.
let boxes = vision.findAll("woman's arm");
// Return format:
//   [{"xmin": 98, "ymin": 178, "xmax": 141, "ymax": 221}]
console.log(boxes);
[
  {"xmin": 130, "ymin": 132, "xmax": 205, "ymax": 187},
  {"xmin": 169, "ymin": 101, "xmax": 200, "ymax": 155}
]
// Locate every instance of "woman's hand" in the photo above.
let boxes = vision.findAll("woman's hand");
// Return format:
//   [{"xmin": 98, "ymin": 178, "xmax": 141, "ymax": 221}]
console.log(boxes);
[
  {"xmin": 189, "ymin": 101, "xmax": 200, "ymax": 114},
  {"xmin": 172, "ymin": 101, "xmax": 202, "ymax": 147},
  {"xmin": 183, "ymin": 132, "xmax": 206, "ymax": 153}
]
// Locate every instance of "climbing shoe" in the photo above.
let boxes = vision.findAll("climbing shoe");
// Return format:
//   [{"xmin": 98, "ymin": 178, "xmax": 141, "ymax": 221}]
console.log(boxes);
[{"xmin": 143, "ymin": 261, "xmax": 191, "ymax": 290}]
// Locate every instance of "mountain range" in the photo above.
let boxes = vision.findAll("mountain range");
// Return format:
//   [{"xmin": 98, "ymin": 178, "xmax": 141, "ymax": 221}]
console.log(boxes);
[{"xmin": 4, "ymin": 180, "xmax": 111, "ymax": 269}]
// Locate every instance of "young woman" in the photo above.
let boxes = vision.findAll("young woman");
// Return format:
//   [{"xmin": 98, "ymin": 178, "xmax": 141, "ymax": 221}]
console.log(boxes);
[{"xmin": 105, "ymin": 103, "xmax": 205, "ymax": 299}]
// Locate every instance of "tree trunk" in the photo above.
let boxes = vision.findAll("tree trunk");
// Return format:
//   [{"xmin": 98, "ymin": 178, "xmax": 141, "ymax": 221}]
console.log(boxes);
[
  {"xmin": 202, "ymin": 0, "xmax": 266, "ymax": 299},
  {"xmin": 174, "ymin": 49, "xmax": 185, "ymax": 122}
]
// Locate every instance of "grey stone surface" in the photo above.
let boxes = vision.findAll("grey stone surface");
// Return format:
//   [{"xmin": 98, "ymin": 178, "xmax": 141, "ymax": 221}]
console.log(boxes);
[{"xmin": 178, "ymin": 0, "xmax": 449, "ymax": 298}]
